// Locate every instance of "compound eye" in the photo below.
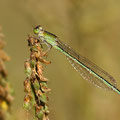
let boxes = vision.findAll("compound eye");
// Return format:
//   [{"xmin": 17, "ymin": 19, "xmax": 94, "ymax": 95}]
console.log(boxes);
[
  {"xmin": 33, "ymin": 25, "xmax": 43, "ymax": 34},
  {"xmin": 36, "ymin": 25, "xmax": 41, "ymax": 29},
  {"xmin": 33, "ymin": 28, "xmax": 39, "ymax": 34}
]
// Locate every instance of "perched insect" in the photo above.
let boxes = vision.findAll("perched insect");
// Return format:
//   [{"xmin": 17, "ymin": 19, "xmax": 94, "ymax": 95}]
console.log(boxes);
[{"xmin": 34, "ymin": 25, "xmax": 120, "ymax": 95}]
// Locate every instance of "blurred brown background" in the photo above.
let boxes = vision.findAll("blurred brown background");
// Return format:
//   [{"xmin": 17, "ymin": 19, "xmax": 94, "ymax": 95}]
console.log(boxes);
[{"xmin": 0, "ymin": 0, "xmax": 120, "ymax": 120}]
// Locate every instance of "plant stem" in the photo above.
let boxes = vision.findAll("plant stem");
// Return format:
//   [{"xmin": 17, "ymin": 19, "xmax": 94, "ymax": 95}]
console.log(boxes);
[{"xmin": 24, "ymin": 36, "xmax": 51, "ymax": 120}]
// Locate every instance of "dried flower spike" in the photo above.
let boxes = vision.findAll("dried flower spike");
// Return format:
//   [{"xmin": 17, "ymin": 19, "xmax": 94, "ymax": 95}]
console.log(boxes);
[
  {"xmin": 24, "ymin": 36, "xmax": 51, "ymax": 120},
  {"xmin": 0, "ymin": 26, "xmax": 14, "ymax": 120}
]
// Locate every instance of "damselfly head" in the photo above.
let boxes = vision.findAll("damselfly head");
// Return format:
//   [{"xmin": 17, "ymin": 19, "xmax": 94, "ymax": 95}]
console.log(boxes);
[{"xmin": 33, "ymin": 25, "xmax": 44, "ymax": 37}]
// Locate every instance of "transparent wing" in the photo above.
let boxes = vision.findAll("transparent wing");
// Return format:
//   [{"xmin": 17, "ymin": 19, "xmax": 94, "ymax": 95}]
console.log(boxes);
[
  {"xmin": 67, "ymin": 57, "xmax": 114, "ymax": 90},
  {"xmin": 57, "ymin": 40, "xmax": 117, "ymax": 90}
]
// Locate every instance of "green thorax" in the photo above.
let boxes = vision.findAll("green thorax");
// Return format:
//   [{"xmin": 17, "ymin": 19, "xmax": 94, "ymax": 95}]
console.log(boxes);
[{"xmin": 43, "ymin": 31, "xmax": 58, "ymax": 47}]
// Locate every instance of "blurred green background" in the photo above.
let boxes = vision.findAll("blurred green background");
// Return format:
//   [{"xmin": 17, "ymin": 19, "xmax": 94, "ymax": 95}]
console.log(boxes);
[{"xmin": 0, "ymin": 0, "xmax": 120, "ymax": 120}]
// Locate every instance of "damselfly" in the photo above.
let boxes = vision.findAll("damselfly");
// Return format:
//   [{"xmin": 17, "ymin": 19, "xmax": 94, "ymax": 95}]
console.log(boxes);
[{"xmin": 33, "ymin": 25, "xmax": 120, "ymax": 95}]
